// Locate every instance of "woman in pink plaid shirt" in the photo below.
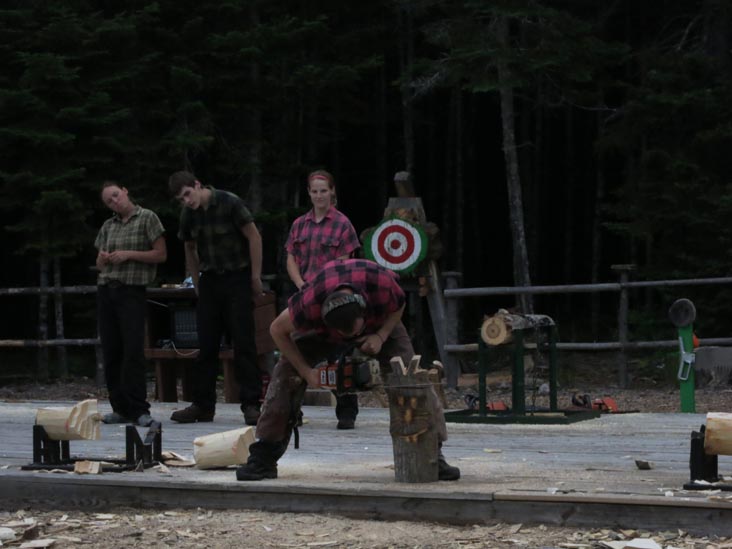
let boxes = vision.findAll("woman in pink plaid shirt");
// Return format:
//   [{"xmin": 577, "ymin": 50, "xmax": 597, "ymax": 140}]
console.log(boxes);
[
  {"xmin": 285, "ymin": 170, "xmax": 360, "ymax": 289},
  {"xmin": 285, "ymin": 170, "xmax": 362, "ymax": 429}
]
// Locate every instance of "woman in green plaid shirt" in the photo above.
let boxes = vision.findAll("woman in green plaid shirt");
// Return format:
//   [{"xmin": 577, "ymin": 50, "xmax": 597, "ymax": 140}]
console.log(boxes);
[{"xmin": 95, "ymin": 182, "xmax": 167, "ymax": 427}]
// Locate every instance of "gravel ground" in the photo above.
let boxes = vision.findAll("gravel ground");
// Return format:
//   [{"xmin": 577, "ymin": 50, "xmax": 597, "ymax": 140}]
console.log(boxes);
[{"xmin": 0, "ymin": 507, "xmax": 730, "ymax": 548}]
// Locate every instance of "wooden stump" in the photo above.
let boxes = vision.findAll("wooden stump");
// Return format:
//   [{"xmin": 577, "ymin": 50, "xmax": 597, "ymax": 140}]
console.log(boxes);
[
  {"xmin": 704, "ymin": 412, "xmax": 732, "ymax": 456},
  {"xmin": 193, "ymin": 426, "xmax": 255, "ymax": 469},
  {"xmin": 386, "ymin": 356, "xmax": 438, "ymax": 483}
]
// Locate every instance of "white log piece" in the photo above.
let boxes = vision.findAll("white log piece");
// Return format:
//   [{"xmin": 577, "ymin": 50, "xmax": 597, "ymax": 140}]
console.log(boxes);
[
  {"xmin": 193, "ymin": 426, "xmax": 255, "ymax": 469},
  {"xmin": 704, "ymin": 412, "xmax": 732, "ymax": 456},
  {"xmin": 35, "ymin": 399, "xmax": 102, "ymax": 441}
]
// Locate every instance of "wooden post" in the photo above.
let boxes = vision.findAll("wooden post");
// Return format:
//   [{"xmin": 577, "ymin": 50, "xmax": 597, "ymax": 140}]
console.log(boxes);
[
  {"xmin": 38, "ymin": 257, "xmax": 49, "ymax": 381},
  {"xmin": 386, "ymin": 357, "xmax": 438, "ymax": 483},
  {"xmin": 612, "ymin": 264, "xmax": 635, "ymax": 389},
  {"xmin": 443, "ymin": 272, "xmax": 462, "ymax": 388},
  {"xmin": 424, "ymin": 261, "xmax": 455, "ymax": 384},
  {"xmin": 53, "ymin": 257, "xmax": 68, "ymax": 378},
  {"xmin": 380, "ymin": 193, "xmax": 457, "ymax": 385}
]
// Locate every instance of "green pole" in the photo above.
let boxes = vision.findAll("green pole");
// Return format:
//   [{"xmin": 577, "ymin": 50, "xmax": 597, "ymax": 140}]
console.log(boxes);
[{"xmin": 678, "ymin": 325, "xmax": 695, "ymax": 413}]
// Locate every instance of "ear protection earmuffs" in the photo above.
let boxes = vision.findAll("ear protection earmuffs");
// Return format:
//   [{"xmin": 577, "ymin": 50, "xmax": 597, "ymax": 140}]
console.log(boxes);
[{"xmin": 321, "ymin": 293, "xmax": 366, "ymax": 320}]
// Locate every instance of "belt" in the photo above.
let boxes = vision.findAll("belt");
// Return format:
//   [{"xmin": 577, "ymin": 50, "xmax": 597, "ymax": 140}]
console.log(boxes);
[{"xmin": 106, "ymin": 280, "xmax": 124, "ymax": 288}]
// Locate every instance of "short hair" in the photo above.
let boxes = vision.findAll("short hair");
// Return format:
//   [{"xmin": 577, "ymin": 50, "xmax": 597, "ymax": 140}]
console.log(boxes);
[
  {"xmin": 168, "ymin": 171, "xmax": 197, "ymax": 196},
  {"xmin": 100, "ymin": 180, "xmax": 121, "ymax": 195},
  {"xmin": 100, "ymin": 181, "xmax": 134, "ymax": 203},
  {"xmin": 321, "ymin": 291, "xmax": 366, "ymax": 333}
]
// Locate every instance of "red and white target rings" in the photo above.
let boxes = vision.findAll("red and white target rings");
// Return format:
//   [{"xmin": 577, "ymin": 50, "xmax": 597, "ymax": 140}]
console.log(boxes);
[{"xmin": 365, "ymin": 218, "xmax": 427, "ymax": 274}]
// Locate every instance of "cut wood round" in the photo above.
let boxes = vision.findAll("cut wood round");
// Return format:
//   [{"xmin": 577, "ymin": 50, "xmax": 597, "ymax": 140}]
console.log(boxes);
[
  {"xmin": 193, "ymin": 427, "xmax": 255, "ymax": 469},
  {"xmin": 480, "ymin": 311, "xmax": 555, "ymax": 346},
  {"xmin": 481, "ymin": 316, "xmax": 511, "ymax": 346},
  {"xmin": 35, "ymin": 399, "xmax": 101, "ymax": 441},
  {"xmin": 704, "ymin": 412, "xmax": 732, "ymax": 456}
]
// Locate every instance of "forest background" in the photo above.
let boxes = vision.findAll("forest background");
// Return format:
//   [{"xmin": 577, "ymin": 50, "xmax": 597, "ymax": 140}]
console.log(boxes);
[{"xmin": 2, "ymin": 0, "xmax": 732, "ymax": 380}]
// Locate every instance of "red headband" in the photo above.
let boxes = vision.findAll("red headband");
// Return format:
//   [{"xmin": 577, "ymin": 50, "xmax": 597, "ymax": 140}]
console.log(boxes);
[{"xmin": 308, "ymin": 174, "xmax": 330, "ymax": 184}]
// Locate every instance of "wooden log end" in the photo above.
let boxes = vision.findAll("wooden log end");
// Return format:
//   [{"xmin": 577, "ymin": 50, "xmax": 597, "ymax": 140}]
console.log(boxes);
[{"xmin": 480, "ymin": 316, "xmax": 511, "ymax": 346}]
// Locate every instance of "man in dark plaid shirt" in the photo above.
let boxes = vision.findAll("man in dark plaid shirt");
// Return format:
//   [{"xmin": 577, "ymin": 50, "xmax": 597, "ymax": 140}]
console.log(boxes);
[
  {"xmin": 285, "ymin": 169, "xmax": 362, "ymax": 429},
  {"xmin": 236, "ymin": 258, "xmax": 460, "ymax": 482},
  {"xmin": 168, "ymin": 171, "xmax": 264, "ymax": 426}
]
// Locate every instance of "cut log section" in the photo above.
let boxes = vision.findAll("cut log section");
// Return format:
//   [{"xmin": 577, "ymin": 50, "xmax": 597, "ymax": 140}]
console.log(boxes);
[
  {"xmin": 480, "ymin": 309, "xmax": 556, "ymax": 346},
  {"xmin": 74, "ymin": 460, "xmax": 102, "ymax": 475},
  {"xmin": 35, "ymin": 399, "xmax": 102, "ymax": 441},
  {"xmin": 704, "ymin": 412, "xmax": 732, "ymax": 456},
  {"xmin": 193, "ymin": 426, "xmax": 255, "ymax": 469}
]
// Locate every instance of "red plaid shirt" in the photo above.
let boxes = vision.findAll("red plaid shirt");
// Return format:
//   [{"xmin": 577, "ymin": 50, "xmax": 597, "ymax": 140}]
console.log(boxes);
[
  {"xmin": 288, "ymin": 259, "xmax": 405, "ymax": 340},
  {"xmin": 285, "ymin": 206, "xmax": 360, "ymax": 282}
]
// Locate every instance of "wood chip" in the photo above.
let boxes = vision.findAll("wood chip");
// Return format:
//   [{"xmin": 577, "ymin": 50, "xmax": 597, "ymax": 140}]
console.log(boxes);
[
  {"xmin": 162, "ymin": 459, "xmax": 195, "ymax": 468},
  {"xmin": 599, "ymin": 542, "xmax": 626, "ymax": 549},
  {"xmin": 154, "ymin": 463, "xmax": 171, "ymax": 474},
  {"xmin": 20, "ymin": 541, "xmax": 56, "ymax": 548},
  {"xmin": 625, "ymin": 539, "xmax": 662, "ymax": 549},
  {"xmin": 73, "ymin": 460, "xmax": 101, "ymax": 475}
]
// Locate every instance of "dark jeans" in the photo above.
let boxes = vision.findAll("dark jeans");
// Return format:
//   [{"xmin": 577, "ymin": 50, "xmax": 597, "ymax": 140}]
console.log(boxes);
[
  {"xmin": 97, "ymin": 284, "xmax": 150, "ymax": 419},
  {"xmin": 193, "ymin": 269, "xmax": 260, "ymax": 411}
]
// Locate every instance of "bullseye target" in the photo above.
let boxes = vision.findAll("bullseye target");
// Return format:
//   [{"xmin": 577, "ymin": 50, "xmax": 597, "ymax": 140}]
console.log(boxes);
[{"xmin": 365, "ymin": 218, "xmax": 427, "ymax": 274}]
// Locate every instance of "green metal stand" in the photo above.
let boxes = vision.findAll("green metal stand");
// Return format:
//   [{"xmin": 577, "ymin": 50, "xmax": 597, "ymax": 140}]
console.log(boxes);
[
  {"xmin": 445, "ymin": 325, "xmax": 598, "ymax": 425},
  {"xmin": 668, "ymin": 298, "xmax": 697, "ymax": 414},
  {"xmin": 678, "ymin": 324, "xmax": 696, "ymax": 413}
]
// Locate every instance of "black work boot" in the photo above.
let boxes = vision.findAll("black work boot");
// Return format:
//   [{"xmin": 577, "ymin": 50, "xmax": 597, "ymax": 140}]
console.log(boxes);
[
  {"xmin": 438, "ymin": 453, "xmax": 461, "ymax": 481},
  {"xmin": 236, "ymin": 440, "xmax": 281, "ymax": 481},
  {"xmin": 170, "ymin": 404, "xmax": 214, "ymax": 423}
]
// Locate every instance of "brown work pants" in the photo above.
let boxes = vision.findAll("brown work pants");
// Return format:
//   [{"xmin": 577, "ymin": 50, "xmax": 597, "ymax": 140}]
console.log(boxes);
[{"xmin": 255, "ymin": 321, "xmax": 447, "ymax": 449}]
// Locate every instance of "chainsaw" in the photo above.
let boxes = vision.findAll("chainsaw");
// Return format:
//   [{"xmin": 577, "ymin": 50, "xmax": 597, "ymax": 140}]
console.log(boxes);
[{"xmin": 313, "ymin": 350, "xmax": 382, "ymax": 395}]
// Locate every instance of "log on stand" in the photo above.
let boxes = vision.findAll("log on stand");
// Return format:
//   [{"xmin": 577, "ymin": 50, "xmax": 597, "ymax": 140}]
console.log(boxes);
[
  {"xmin": 480, "ymin": 309, "xmax": 555, "ymax": 346},
  {"xmin": 386, "ymin": 356, "xmax": 439, "ymax": 483}
]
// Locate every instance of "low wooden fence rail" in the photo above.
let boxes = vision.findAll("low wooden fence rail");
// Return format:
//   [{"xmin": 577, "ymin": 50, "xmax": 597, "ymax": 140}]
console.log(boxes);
[
  {"xmin": 3, "ymin": 269, "xmax": 732, "ymax": 389},
  {"xmin": 442, "ymin": 266, "xmax": 732, "ymax": 387}
]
